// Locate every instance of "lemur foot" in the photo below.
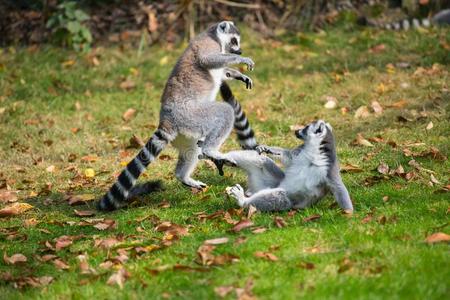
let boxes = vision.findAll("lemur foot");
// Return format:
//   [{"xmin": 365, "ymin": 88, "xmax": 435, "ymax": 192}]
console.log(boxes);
[
  {"xmin": 241, "ymin": 75, "xmax": 253, "ymax": 89},
  {"xmin": 226, "ymin": 184, "xmax": 246, "ymax": 207},
  {"xmin": 255, "ymin": 145, "xmax": 277, "ymax": 155},
  {"xmin": 182, "ymin": 178, "xmax": 207, "ymax": 190},
  {"xmin": 199, "ymin": 154, "xmax": 236, "ymax": 176}
]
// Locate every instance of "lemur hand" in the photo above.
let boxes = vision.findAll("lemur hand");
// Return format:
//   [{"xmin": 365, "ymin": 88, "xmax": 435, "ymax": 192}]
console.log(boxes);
[
  {"xmin": 240, "ymin": 57, "xmax": 255, "ymax": 71},
  {"xmin": 256, "ymin": 145, "xmax": 277, "ymax": 155},
  {"xmin": 241, "ymin": 75, "xmax": 253, "ymax": 89}
]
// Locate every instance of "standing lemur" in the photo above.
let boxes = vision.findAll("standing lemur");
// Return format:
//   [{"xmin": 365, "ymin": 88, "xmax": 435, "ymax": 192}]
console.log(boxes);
[
  {"xmin": 225, "ymin": 120, "xmax": 354, "ymax": 213},
  {"xmin": 97, "ymin": 21, "xmax": 258, "ymax": 211}
]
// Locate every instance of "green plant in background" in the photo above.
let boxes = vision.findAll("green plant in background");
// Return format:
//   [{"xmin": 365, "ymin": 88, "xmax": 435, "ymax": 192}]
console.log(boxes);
[{"xmin": 46, "ymin": 1, "xmax": 92, "ymax": 52}]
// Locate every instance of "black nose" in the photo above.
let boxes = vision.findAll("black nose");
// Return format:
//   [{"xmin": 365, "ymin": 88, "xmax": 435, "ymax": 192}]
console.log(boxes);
[
  {"xmin": 295, "ymin": 130, "xmax": 303, "ymax": 139},
  {"xmin": 231, "ymin": 49, "xmax": 242, "ymax": 55}
]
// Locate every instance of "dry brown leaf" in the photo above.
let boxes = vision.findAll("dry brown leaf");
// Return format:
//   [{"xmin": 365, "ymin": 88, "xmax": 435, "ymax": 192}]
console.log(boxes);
[
  {"xmin": 247, "ymin": 205, "xmax": 257, "ymax": 219},
  {"xmin": 252, "ymin": 227, "xmax": 267, "ymax": 234},
  {"xmin": 107, "ymin": 267, "xmax": 130, "ymax": 289},
  {"xmin": 0, "ymin": 202, "xmax": 33, "ymax": 217},
  {"xmin": 299, "ymin": 261, "xmax": 315, "ymax": 270},
  {"xmin": 340, "ymin": 163, "xmax": 363, "ymax": 173},
  {"xmin": 254, "ymin": 251, "xmax": 278, "ymax": 261},
  {"xmin": 93, "ymin": 219, "xmax": 117, "ymax": 231},
  {"xmin": 369, "ymin": 43, "xmax": 386, "ymax": 53},
  {"xmin": 426, "ymin": 121, "xmax": 433, "ymax": 130},
  {"xmin": 55, "ymin": 236, "xmax": 73, "ymax": 251},
  {"xmin": 273, "ymin": 216, "xmax": 286, "ymax": 228},
  {"xmin": 354, "ymin": 106, "xmax": 371, "ymax": 119},
  {"xmin": 94, "ymin": 237, "xmax": 120, "ymax": 249},
  {"xmin": 352, "ymin": 133, "xmax": 374, "ymax": 147},
  {"xmin": 214, "ymin": 285, "xmax": 234, "ymax": 298},
  {"xmin": 129, "ymin": 134, "xmax": 144, "ymax": 148},
  {"xmin": 371, "ymin": 101, "xmax": 383, "ymax": 115},
  {"xmin": 155, "ymin": 221, "xmax": 188, "ymax": 236},
  {"xmin": 53, "ymin": 258, "xmax": 70, "ymax": 270},
  {"xmin": 303, "ymin": 214, "xmax": 321, "ymax": 222},
  {"xmin": 120, "ymin": 79, "xmax": 136, "ymax": 91},
  {"xmin": 67, "ymin": 194, "xmax": 95, "ymax": 206},
  {"xmin": 425, "ymin": 232, "xmax": 450, "ymax": 244},
  {"xmin": 197, "ymin": 244, "xmax": 216, "ymax": 266},
  {"xmin": 377, "ymin": 162, "xmax": 390, "ymax": 175},
  {"xmin": 3, "ymin": 253, "xmax": 27, "ymax": 265},
  {"xmin": 122, "ymin": 108, "xmax": 137, "ymax": 121},
  {"xmin": 0, "ymin": 190, "xmax": 18, "ymax": 203},
  {"xmin": 231, "ymin": 219, "xmax": 254, "ymax": 232},
  {"xmin": 74, "ymin": 209, "xmax": 96, "ymax": 217},
  {"xmin": 204, "ymin": 237, "xmax": 229, "ymax": 245},
  {"xmin": 387, "ymin": 99, "xmax": 408, "ymax": 108}
]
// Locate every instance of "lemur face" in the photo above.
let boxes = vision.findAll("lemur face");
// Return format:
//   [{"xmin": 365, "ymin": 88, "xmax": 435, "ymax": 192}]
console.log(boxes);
[
  {"xmin": 295, "ymin": 120, "xmax": 333, "ymax": 142},
  {"xmin": 217, "ymin": 21, "xmax": 241, "ymax": 54}
]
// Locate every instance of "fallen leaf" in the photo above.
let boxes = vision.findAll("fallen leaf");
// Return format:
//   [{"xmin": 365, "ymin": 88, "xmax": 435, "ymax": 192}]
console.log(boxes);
[
  {"xmin": 231, "ymin": 220, "xmax": 254, "ymax": 232},
  {"xmin": 74, "ymin": 209, "xmax": 96, "ymax": 217},
  {"xmin": 119, "ymin": 79, "xmax": 136, "ymax": 91},
  {"xmin": 369, "ymin": 43, "xmax": 386, "ymax": 53},
  {"xmin": 129, "ymin": 134, "xmax": 144, "ymax": 148},
  {"xmin": 93, "ymin": 219, "xmax": 117, "ymax": 231},
  {"xmin": 214, "ymin": 285, "xmax": 234, "ymax": 298},
  {"xmin": 354, "ymin": 106, "xmax": 371, "ymax": 119},
  {"xmin": 303, "ymin": 214, "xmax": 321, "ymax": 222},
  {"xmin": 426, "ymin": 121, "xmax": 433, "ymax": 130},
  {"xmin": 107, "ymin": 267, "xmax": 129, "ymax": 289},
  {"xmin": 155, "ymin": 221, "xmax": 188, "ymax": 236},
  {"xmin": 254, "ymin": 251, "xmax": 278, "ymax": 261},
  {"xmin": 371, "ymin": 101, "xmax": 383, "ymax": 115},
  {"xmin": 387, "ymin": 99, "xmax": 408, "ymax": 108},
  {"xmin": 54, "ymin": 235, "xmax": 73, "ymax": 251},
  {"xmin": 0, "ymin": 202, "xmax": 33, "ymax": 217},
  {"xmin": 252, "ymin": 227, "xmax": 267, "ymax": 234},
  {"xmin": 67, "ymin": 194, "xmax": 96, "ymax": 205},
  {"xmin": 299, "ymin": 261, "xmax": 315, "ymax": 270},
  {"xmin": 425, "ymin": 232, "xmax": 450, "ymax": 244},
  {"xmin": 324, "ymin": 96, "xmax": 337, "ymax": 109},
  {"xmin": 340, "ymin": 163, "xmax": 363, "ymax": 173},
  {"xmin": 247, "ymin": 205, "xmax": 257, "ymax": 219},
  {"xmin": 377, "ymin": 162, "xmax": 390, "ymax": 175},
  {"xmin": 273, "ymin": 216, "xmax": 286, "ymax": 228},
  {"xmin": 46, "ymin": 165, "xmax": 56, "ymax": 173},
  {"xmin": 204, "ymin": 237, "xmax": 229, "ymax": 245},
  {"xmin": 3, "ymin": 253, "xmax": 27, "ymax": 265},
  {"xmin": 0, "ymin": 190, "xmax": 18, "ymax": 203},
  {"xmin": 352, "ymin": 133, "xmax": 374, "ymax": 147},
  {"xmin": 84, "ymin": 168, "xmax": 95, "ymax": 178},
  {"xmin": 53, "ymin": 259, "xmax": 70, "ymax": 270},
  {"xmin": 122, "ymin": 108, "xmax": 137, "ymax": 121}
]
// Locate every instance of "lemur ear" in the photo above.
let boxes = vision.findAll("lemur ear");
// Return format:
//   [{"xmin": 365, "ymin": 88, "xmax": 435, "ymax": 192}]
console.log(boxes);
[
  {"xmin": 218, "ymin": 21, "xmax": 230, "ymax": 33},
  {"xmin": 315, "ymin": 122, "xmax": 325, "ymax": 134}
]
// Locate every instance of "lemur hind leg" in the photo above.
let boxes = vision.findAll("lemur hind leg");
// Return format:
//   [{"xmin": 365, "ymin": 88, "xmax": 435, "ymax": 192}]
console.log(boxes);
[
  {"xmin": 173, "ymin": 137, "xmax": 206, "ymax": 189},
  {"xmin": 198, "ymin": 102, "xmax": 237, "ymax": 176},
  {"xmin": 227, "ymin": 184, "xmax": 292, "ymax": 212}
]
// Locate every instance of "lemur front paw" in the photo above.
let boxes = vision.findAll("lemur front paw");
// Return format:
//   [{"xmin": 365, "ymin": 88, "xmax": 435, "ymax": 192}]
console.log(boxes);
[
  {"xmin": 241, "ymin": 75, "xmax": 253, "ymax": 89},
  {"xmin": 240, "ymin": 57, "xmax": 255, "ymax": 71},
  {"xmin": 226, "ymin": 184, "xmax": 245, "ymax": 198},
  {"xmin": 198, "ymin": 154, "xmax": 236, "ymax": 176},
  {"xmin": 256, "ymin": 145, "xmax": 276, "ymax": 155},
  {"xmin": 226, "ymin": 184, "xmax": 246, "ymax": 206}
]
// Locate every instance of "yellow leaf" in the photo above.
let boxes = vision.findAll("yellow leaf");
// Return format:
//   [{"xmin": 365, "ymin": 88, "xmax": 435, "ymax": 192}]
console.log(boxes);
[
  {"xmin": 84, "ymin": 168, "xmax": 95, "ymax": 178},
  {"xmin": 0, "ymin": 202, "xmax": 34, "ymax": 217},
  {"xmin": 159, "ymin": 56, "xmax": 169, "ymax": 66}
]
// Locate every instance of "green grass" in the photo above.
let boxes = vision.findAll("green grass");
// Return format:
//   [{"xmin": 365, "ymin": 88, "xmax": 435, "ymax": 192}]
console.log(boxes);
[{"xmin": 0, "ymin": 25, "xmax": 449, "ymax": 299}]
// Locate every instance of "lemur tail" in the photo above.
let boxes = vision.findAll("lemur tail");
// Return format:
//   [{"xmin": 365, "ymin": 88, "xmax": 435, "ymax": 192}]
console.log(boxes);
[
  {"xmin": 357, "ymin": 16, "xmax": 432, "ymax": 30},
  {"xmin": 97, "ymin": 128, "xmax": 171, "ymax": 211},
  {"xmin": 220, "ymin": 82, "xmax": 258, "ymax": 150}
]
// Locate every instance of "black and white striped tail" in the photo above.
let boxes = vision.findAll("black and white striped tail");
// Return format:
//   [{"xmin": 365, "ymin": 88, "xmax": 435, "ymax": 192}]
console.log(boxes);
[
  {"xmin": 359, "ymin": 16, "xmax": 433, "ymax": 30},
  {"xmin": 220, "ymin": 82, "xmax": 258, "ymax": 150},
  {"xmin": 97, "ymin": 129, "xmax": 170, "ymax": 211}
]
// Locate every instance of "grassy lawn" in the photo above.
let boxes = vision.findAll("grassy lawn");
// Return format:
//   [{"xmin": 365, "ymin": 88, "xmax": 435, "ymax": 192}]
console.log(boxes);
[{"xmin": 0, "ymin": 24, "xmax": 449, "ymax": 299}]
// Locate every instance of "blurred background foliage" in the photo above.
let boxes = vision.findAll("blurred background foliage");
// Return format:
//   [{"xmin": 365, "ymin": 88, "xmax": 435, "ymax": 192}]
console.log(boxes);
[{"xmin": 1, "ymin": 0, "xmax": 450, "ymax": 51}]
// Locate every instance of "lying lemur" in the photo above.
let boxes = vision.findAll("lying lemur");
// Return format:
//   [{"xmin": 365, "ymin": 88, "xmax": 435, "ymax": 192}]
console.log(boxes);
[{"xmin": 224, "ymin": 120, "xmax": 354, "ymax": 212}]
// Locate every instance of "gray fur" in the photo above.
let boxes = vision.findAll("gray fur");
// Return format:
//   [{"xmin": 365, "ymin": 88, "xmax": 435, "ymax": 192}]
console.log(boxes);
[
  {"xmin": 226, "ymin": 120, "xmax": 354, "ymax": 212},
  {"xmin": 98, "ymin": 21, "xmax": 255, "ymax": 211}
]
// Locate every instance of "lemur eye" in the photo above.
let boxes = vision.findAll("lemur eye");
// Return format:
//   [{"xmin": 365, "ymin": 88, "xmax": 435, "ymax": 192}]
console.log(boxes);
[{"xmin": 231, "ymin": 37, "xmax": 237, "ymax": 45}]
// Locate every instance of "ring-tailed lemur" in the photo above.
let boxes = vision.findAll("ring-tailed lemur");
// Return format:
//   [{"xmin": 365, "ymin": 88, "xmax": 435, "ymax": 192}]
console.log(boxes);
[
  {"xmin": 225, "ymin": 120, "xmax": 354, "ymax": 212},
  {"xmin": 358, "ymin": 8, "xmax": 450, "ymax": 30},
  {"xmin": 97, "ymin": 21, "xmax": 257, "ymax": 211}
]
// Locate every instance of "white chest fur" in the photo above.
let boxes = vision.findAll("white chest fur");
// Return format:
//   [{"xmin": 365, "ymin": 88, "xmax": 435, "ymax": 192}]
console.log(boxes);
[{"xmin": 207, "ymin": 68, "xmax": 224, "ymax": 102}]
